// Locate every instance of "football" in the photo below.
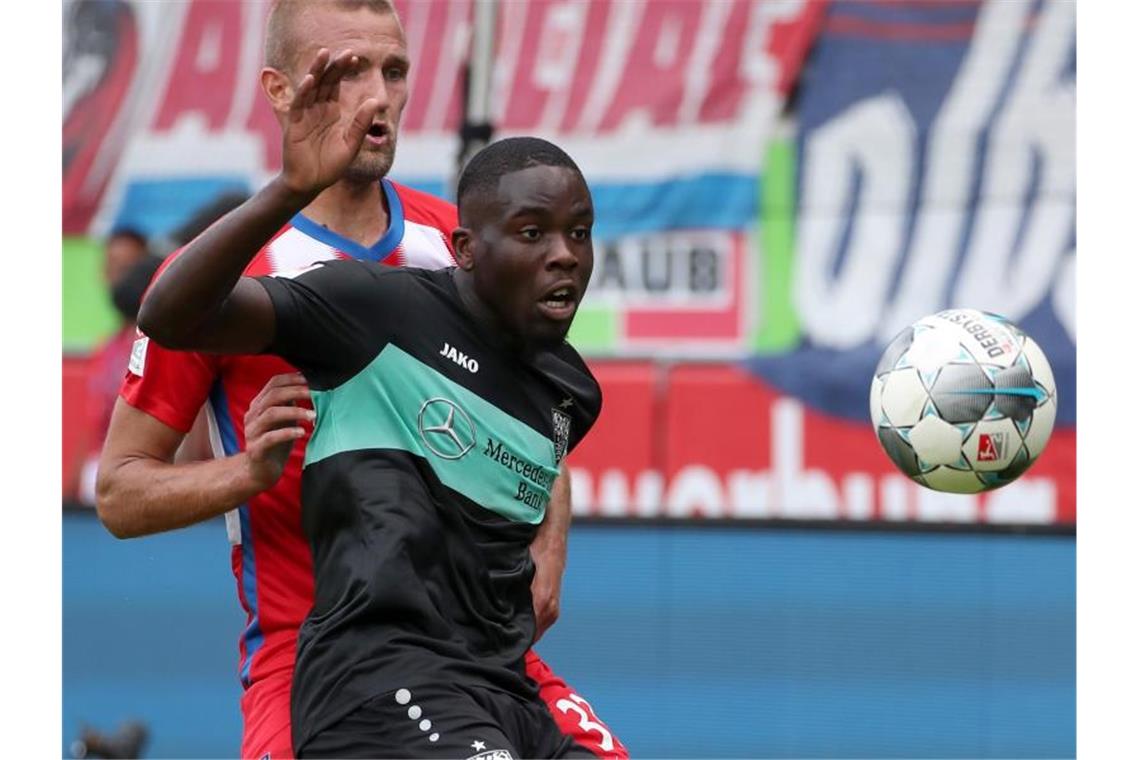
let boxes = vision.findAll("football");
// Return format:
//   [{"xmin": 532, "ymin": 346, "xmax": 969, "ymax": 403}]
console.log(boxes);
[{"xmin": 869, "ymin": 309, "xmax": 1057, "ymax": 494}]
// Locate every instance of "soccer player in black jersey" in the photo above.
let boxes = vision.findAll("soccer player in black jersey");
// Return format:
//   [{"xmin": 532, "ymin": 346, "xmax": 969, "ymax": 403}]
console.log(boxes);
[{"xmin": 139, "ymin": 48, "xmax": 609, "ymax": 759}]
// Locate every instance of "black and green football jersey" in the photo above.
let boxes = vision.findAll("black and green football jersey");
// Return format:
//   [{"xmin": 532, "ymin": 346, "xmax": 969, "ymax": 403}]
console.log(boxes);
[{"xmin": 257, "ymin": 262, "xmax": 601, "ymax": 752}]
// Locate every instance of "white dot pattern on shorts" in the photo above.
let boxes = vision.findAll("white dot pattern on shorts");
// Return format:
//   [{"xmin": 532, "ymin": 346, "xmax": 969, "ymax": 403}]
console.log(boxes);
[
  {"xmin": 429, "ymin": 733, "xmax": 439, "ymax": 742},
  {"xmin": 395, "ymin": 689, "xmax": 411, "ymax": 705},
  {"xmin": 408, "ymin": 705, "xmax": 422, "ymax": 720},
  {"xmin": 419, "ymin": 719, "xmax": 432, "ymax": 731}
]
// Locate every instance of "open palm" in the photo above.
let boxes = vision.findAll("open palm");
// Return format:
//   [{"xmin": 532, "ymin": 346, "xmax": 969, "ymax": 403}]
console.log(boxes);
[{"xmin": 281, "ymin": 48, "xmax": 382, "ymax": 196}]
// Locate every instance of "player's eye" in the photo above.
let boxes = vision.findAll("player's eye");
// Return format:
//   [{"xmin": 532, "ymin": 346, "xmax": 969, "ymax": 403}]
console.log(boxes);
[
  {"xmin": 384, "ymin": 66, "xmax": 407, "ymax": 82},
  {"xmin": 340, "ymin": 57, "xmax": 365, "ymax": 79},
  {"xmin": 519, "ymin": 227, "xmax": 542, "ymax": 241},
  {"xmin": 569, "ymin": 227, "xmax": 591, "ymax": 242}
]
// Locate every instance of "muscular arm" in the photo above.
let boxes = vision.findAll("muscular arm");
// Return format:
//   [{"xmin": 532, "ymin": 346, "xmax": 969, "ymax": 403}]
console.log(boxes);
[
  {"xmin": 95, "ymin": 374, "xmax": 312, "ymax": 539},
  {"xmin": 531, "ymin": 468, "xmax": 573, "ymax": 640},
  {"xmin": 138, "ymin": 48, "xmax": 381, "ymax": 354},
  {"xmin": 136, "ymin": 181, "xmax": 299, "ymax": 354}
]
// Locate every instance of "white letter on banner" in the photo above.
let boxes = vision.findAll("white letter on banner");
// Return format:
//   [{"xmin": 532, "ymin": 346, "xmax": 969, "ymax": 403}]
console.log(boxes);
[
  {"xmin": 596, "ymin": 470, "xmax": 634, "ymax": 517},
  {"xmin": 1051, "ymin": 251, "xmax": 1075, "ymax": 342},
  {"xmin": 568, "ymin": 468, "xmax": 593, "ymax": 516},
  {"xmin": 984, "ymin": 478, "xmax": 1055, "ymax": 524},
  {"xmin": 727, "ymin": 470, "xmax": 771, "ymax": 518},
  {"xmin": 878, "ymin": 0, "xmax": 1029, "ymax": 341},
  {"xmin": 953, "ymin": 0, "xmax": 1075, "ymax": 321},
  {"xmin": 795, "ymin": 92, "xmax": 915, "ymax": 349},
  {"xmin": 770, "ymin": 399, "xmax": 839, "ymax": 519},
  {"xmin": 666, "ymin": 465, "xmax": 725, "ymax": 517}
]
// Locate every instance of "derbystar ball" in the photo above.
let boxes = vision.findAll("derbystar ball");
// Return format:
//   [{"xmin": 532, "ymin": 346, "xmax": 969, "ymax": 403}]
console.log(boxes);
[{"xmin": 869, "ymin": 309, "xmax": 1057, "ymax": 494}]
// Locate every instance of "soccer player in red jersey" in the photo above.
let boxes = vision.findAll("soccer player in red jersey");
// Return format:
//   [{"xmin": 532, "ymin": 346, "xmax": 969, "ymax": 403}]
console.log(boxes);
[{"xmin": 96, "ymin": 2, "xmax": 625, "ymax": 758}]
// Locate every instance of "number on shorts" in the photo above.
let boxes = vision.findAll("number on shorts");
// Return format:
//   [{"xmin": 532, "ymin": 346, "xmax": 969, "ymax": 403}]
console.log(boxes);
[{"xmin": 554, "ymin": 693, "xmax": 614, "ymax": 752}]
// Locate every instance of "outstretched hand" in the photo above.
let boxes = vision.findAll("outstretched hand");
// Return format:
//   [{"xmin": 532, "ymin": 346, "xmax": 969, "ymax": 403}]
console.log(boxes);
[
  {"xmin": 243, "ymin": 372, "xmax": 314, "ymax": 491},
  {"xmin": 281, "ymin": 48, "xmax": 383, "ymax": 197}
]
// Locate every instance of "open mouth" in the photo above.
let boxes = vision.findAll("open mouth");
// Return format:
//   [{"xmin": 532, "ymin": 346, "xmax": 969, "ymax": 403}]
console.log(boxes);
[
  {"xmin": 537, "ymin": 283, "xmax": 578, "ymax": 319},
  {"xmin": 365, "ymin": 123, "xmax": 389, "ymax": 144}
]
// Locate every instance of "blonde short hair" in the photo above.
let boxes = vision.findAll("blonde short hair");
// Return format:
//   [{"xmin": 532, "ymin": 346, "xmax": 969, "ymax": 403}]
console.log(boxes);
[{"xmin": 264, "ymin": 0, "xmax": 400, "ymax": 74}]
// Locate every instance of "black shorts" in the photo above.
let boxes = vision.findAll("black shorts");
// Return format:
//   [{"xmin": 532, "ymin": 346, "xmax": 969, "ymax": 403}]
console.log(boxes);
[{"xmin": 297, "ymin": 682, "xmax": 600, "ymax": 759}]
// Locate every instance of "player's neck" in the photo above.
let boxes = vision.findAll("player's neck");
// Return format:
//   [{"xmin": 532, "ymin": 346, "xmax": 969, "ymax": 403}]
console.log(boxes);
[
  {"xmin": 451, "ymin": 269, "xmax": 539, "ymax": 358},
  {"xmin": 302, "ymin": 179, "xmax": 390, "ymax": 248}
]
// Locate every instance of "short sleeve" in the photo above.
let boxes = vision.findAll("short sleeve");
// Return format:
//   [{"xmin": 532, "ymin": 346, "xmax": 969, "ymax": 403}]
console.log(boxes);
[
  {"xmin": 257, "ymin": 259, "xmax": 403, "ymax": 389},
  {"xmin": 119, "ymin": 333, "xmax": 220, "ymax": 434}
]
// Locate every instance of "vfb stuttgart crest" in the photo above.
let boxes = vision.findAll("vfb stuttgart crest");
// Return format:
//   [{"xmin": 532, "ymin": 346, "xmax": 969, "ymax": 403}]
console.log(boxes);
[{"xmin": 551, "ymin": 408, "xmax": 571, "ymax": 465}]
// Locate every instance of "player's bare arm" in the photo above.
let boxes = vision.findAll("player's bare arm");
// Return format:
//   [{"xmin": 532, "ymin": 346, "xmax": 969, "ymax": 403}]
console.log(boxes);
[
  {"xmin": 530, "ymin": 468, "xmax": 572, "ymax": 641},
  {"xmin": 139, "ymin": 48, "xmax": 383, "ymax": 354},
  {"xmin": 96, "ymin": 374, "xmax": 312, "ymax": 538}
]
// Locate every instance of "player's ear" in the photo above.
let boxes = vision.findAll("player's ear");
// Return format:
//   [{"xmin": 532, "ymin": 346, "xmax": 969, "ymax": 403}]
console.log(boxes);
[
  {"xmin": 452, "ymin": 228, "xmax": 475, "ymax": 271},
  {"xmin": 260, "ymin": 67, "xmax": 294, "ymax": 115}
]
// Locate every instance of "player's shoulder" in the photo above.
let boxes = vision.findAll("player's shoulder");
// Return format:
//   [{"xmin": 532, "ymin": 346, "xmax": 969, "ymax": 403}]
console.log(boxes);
[
  {"xmin": 160, "ymin": 223, "xmax": 291, "ymax": 279},
  {"xmin": 389, "ymin": 180, "xmax": 458, "ymax": 228},
  {"xmin": 280, "ymin": 258, "xmax": 452, "ymax": 300}
]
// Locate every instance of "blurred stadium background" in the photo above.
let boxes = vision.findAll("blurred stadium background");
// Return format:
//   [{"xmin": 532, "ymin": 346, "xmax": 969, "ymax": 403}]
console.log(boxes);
[{"xmin": 62, "ymin": 0, "xmax": 1075, "ymax": 757}]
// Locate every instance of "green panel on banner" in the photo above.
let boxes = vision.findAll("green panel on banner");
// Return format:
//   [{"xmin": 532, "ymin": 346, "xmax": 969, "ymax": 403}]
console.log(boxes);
[
  {"xmin": 63, "ymin": 237, "xmax": 120, "ymax": 353},
  {"xmin": 754, "ymin": 137, "xmax": 801, "ymax": 353},
  {"xmin": 567, "ymin": 307, "xmax": 618, "ymax": 351}
]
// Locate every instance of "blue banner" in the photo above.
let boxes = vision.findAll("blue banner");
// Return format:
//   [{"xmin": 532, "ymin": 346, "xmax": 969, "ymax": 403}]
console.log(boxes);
[{"xmin": 747, "ymin": 0, "xmax": 1075, "ymax": 426}]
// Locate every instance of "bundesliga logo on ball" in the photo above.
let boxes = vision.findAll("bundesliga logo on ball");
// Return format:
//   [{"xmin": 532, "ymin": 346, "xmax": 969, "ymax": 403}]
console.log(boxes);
[{"xmin": 869, "ymin": 309, "xmax": 1057, "ymax": 494}]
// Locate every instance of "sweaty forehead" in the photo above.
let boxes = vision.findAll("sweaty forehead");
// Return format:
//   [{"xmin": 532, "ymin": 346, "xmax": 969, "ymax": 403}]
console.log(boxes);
[{"xmin": 288, "ymin": 6, "xmax": 406, "ymax": 72}]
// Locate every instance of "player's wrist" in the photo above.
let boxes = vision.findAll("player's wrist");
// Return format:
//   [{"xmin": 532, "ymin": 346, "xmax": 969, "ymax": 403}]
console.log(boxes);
[
  {"xmin": 530, "ymin": 537, "xmax": 567, "ymax": 566},
  {"xmin": 233, "ymin": 451, "xmax": 278, "ymax": 498},
  {"xmin": 267, "ymin": 173, "xmax": 321, "ymax": 210}
]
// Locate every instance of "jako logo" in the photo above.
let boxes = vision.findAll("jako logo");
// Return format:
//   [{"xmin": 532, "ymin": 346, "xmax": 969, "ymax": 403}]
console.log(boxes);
[{"xmin": 440, "ymin": 342, "xmax": 479, "ymax": 373}]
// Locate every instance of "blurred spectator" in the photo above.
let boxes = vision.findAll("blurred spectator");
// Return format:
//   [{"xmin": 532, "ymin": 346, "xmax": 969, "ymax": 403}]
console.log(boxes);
[
  {"xmin": 68, "ymin": 229, "xmax": 162, "ymax": 506},
  {"xmin": 67, "ymin": 192, "xmax": 252, "ymax": 507},
  {"xmin": 101, "ymin": 227, "xmax": 148, "ymax": 288},
  {"xmin": 150, "ymin": 190, "xmax": 250, "ymax": 257}
]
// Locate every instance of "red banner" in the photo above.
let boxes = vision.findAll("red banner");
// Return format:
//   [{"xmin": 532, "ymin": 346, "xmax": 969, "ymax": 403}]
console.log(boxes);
[{"xmin": 568, "ymin": 361, "xmax": 1075, "ymax": 526}]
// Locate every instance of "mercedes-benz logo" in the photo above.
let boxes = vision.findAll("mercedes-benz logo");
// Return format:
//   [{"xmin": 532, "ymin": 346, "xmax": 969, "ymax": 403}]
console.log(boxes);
[{"xmin": 417, "ymin": 397, "xmax": 476, "ymax": 460}]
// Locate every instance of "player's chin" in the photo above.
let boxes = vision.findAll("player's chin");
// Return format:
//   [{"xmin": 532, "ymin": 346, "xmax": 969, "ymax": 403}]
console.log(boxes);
[
  {"xmin": 346, "ymin": 151, "xmax": 395, "ymax": 183},
  {"xmin": 529, "ymin": 305, "xmax": 577, "ymax": 345}
]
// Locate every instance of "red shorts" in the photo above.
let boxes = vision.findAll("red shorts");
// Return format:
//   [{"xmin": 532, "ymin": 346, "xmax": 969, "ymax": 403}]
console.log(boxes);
[
  {"xmin": 239, "ymin": 652, "xmax": 627, "ymax": 759},
  {"xmin": 526, "ymin": 649, "xmax": 629, "ymax": 759},
  {"xmin": 240, "ymin": 673, "xmax": 293, "ymax": 759}
]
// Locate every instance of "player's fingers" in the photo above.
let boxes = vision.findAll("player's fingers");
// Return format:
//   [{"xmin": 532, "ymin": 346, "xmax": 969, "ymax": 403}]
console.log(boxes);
[
  {"xmin": 316, "ymin": 51, "xmax": 356, "ymax": 102},
  {"xmin": 290, "ymin": 73, "xmax": 317, "ymax": 115},
  {"xmin": 291, "ymin": 49, "xmax": 329, "ymax": 111},
  {"xmin": 249, "ymin": 427, "xmax": 306, "ymax": 457},
  {"xmin": 248, "ymin": 373, "xmax": 308, "ymax": 409},
  {"xmin": 248, "ymin": 406, "xmax": 315, "ymax": 437},
  {"xmin": 258, "ymin": 387, "xmax": 313, "ymax": 414},
  {"xmin": 306, "ymin": 48, "xmax": 331, "ymax": 85},
  {"xmin": 255, "ymin": 376, "xmax": 312, "ymax": 401},
  {"xmin": 266, "ymin": 371, "xmax": 307, "ymax": 388},
  {"xmin": 346, "ymin": 98, "xmax": 381, "ymax": 148},
  {"xmin": 246, "ymin": 392, "xmax": 309, "ymax": 431}
]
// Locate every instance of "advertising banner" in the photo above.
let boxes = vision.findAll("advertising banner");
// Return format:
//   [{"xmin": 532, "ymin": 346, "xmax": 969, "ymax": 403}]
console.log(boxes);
[
  {"xmin": 568, "ymin": 362, "xmax": 1075, "ymax": 525},
  {"xmin": 747, "ymin": 0, "xmax": 1075, "ymax": 427},
  {"xmin": 62, "ymin": 0, "xmax": 1075, "ymax": 525},
  {"xmin": 565, "ymin": 1, "xmax": 1077, "ymax": 526}
]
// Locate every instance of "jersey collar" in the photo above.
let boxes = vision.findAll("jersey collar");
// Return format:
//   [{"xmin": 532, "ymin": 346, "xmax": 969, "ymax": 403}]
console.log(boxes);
[{"xmin": 288, "ymin": 178, "xmax": 406, "ymax": 262}]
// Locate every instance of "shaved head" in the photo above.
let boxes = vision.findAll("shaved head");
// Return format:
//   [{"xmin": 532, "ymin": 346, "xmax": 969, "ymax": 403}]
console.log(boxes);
[
  {"xmin": 457, "ymin": 137, "xmax": 587, "ymax": 225},
  {"xmin": 264, "ymin": 0, "xmax": 400, "ymax": 76}
]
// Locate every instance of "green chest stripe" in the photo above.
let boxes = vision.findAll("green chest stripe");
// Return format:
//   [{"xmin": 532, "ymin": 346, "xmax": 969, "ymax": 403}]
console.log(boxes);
[{"xmin": 305, "ymin": 344, "xmax": 557, "ymax": 524}]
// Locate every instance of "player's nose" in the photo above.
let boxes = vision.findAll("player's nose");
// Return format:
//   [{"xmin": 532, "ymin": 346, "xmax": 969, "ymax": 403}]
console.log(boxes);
[
  {"xmin": 358, "ymin": 67, "xmax": 392, "ymax": 111},
  {"xmin": 545, "ymin": 235, "xmax": 579, "ymax": 270}
]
